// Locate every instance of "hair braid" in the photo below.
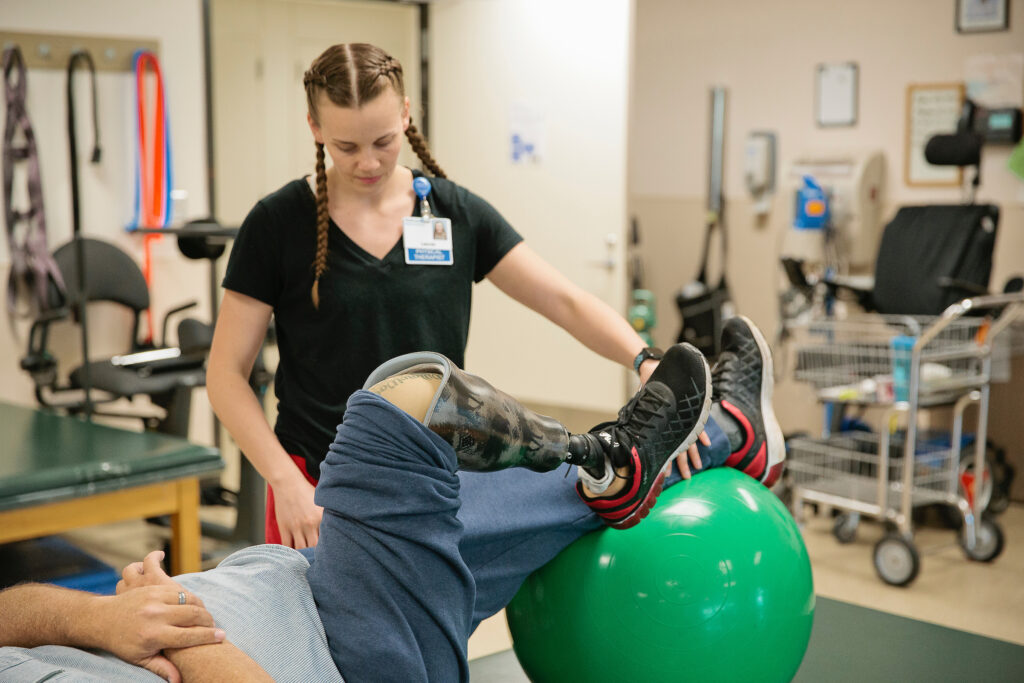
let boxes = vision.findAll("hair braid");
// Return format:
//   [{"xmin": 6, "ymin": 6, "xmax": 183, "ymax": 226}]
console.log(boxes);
[
  {"xmin": 311, "ymin": 141, "xmax": 329, "ymax": 308},
  {"xmin": 405, "ymin": 123, "xmax": 447, "ymax": 179}
]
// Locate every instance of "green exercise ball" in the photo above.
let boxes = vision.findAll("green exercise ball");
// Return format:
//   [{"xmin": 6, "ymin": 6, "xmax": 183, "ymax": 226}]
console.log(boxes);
[{"xmin": 506, "ymin": 468, "xmax": 814, "ymax": 683}]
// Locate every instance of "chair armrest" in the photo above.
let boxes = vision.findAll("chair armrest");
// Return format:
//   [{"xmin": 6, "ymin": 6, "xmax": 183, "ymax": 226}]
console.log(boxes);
[
  {"xmin": 160, "ymin": 300, "xmax": 198, "ymax": 347},
  {"xmin": 20, "ymin": 308, "xmax": 70, "ymax": 388},
  {"xmin": 937, "ymin": 277, "xmax": 988, "ymax": 296},
  {"xmin": 822, "ymin": 274, "xmax": 875, "ymax": 311}
]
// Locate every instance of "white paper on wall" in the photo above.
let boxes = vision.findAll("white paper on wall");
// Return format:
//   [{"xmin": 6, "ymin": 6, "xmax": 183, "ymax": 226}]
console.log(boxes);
[
  {"xmin": 965, "ymin": 53, "xmax": 1024, "ymax": 108},
  {"xmin": 508, "ymin": 101, "xmax": 545, "ymax": 164}
]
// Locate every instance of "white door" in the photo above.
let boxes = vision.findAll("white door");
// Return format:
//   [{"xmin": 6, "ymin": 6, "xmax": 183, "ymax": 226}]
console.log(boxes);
[
  {"xmin": 430, "ymin": 0, "xmax": 633, "ymax": 412},
  {"xmin": 212, "ymin": 0, "xmax": 420, "ymax": 224}
]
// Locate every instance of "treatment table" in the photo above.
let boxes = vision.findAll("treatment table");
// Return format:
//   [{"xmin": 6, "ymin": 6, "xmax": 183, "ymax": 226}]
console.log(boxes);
[{"xmin": 0, "ymin": 401, "xmax": 223, "ymax": 574}]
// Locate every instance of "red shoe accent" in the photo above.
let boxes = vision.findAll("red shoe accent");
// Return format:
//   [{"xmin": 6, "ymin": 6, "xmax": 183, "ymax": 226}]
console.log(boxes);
[
  {"xmin": 721, "ymin": 400, "xmax": 755, "ymax": 467},
  {"xmin": 743, "ymin": 443, "xmax": 767, "ymax": 480},
  {"xmin": 606, "ymin": 470, "xmax": 668, "ymax": 530},
  {"xmin": 762, "ymin": 461, "xmax": 785, "ymax": 488},
  {"xmin": 577, "ymin": 447, "xmax": 642, "ymax": 509},
  {"xmin": 598, "ymin": 506, "xmax": 635, "ymax": 521}
]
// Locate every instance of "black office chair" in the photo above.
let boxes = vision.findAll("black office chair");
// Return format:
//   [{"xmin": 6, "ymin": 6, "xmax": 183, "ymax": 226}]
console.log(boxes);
[
  {"xmin": 20, "ymin": 237, "xmax": 206, "ymax": 437},
  {"xmin": 784, "ymin": 111, "xmax": 1011, "ymax": 317},
  {"xmin": 826, "ymin": 203, "xmax": 1000, "ymax": 316}
]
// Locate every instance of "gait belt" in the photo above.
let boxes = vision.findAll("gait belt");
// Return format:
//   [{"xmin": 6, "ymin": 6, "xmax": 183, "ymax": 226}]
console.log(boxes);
[{"xmin": 3, "ymin": 45, "xmax": 66, "ymax": 329}]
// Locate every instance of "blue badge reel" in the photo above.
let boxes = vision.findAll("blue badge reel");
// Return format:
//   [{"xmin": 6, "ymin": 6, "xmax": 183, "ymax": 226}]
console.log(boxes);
[{"xmin": 403, "ymin": 177, "xmax": 453, "ymax": 265}]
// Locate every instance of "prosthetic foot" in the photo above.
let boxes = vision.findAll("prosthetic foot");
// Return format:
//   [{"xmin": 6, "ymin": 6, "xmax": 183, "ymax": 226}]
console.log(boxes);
[
  {"xmin": 364, "ymin": 352, "xmax": 603, "ymax": 473},
  {"xmin": 573, "ymin": 343, "xmax": 712, "ymax": 529}
]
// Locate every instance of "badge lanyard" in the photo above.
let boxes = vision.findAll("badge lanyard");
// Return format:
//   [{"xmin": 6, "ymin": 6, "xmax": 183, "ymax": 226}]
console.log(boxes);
[
  {"xmin": 129, "ymin": 49, "xmax": 174, "ymax": 343},
  {"xmin": 403, "ymin": 177, "xmax": 453, "ymax": 266}
]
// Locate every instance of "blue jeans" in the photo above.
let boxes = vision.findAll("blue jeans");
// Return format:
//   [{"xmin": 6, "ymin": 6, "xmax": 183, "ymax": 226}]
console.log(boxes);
[{"xmin": 307, "ymin": 390, "xmax": 731, "ymax": 683}]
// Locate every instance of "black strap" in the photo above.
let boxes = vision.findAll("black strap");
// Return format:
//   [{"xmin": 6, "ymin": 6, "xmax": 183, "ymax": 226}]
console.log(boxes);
[
  {"xmin": 66, "ymin": 50, "xmax": 102, "ymax": 238},
  {"xmin": 3, "ymin": 46, "xmax": 66, "ymax": 329},
  {"xmin": 66, "ymin": 50, "xmax": 102, "ymax": 417},
  {"xmin": 696, "ymin": 216, "xmax": 728, "ymax": 288}
]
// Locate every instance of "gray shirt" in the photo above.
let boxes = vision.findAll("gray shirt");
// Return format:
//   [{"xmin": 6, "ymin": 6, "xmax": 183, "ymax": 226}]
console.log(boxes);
[{"xmin": 0, "ymin": 545, "xmax": 343, "ymax": 682}]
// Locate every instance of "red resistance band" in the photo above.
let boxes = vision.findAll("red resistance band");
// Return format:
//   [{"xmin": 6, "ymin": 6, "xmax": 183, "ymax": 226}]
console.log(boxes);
[{"xmin": 134, "ymin": 50, "xmax": 169, "ymax": 344}]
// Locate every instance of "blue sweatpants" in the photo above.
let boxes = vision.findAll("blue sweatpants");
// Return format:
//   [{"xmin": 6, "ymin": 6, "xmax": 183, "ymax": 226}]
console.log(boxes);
[{"xmin": 307, "ymin": 390, "xmax": 731, "ymax": 683}]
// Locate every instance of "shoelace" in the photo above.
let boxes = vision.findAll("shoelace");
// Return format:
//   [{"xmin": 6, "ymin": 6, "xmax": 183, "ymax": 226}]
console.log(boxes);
[
  {"xmin": 592, "ymin": 387, "xmax": 668, "ymax": 468},
  {"xmin": 711, "ymin": 351, "xmax": 739, "ymax": 402}
]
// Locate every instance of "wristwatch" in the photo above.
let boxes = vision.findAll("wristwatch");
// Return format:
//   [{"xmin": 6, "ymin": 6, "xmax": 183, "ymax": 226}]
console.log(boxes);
[{"xmin": 632, "ymin": 346, "xmax": 664, "ymax": 374}]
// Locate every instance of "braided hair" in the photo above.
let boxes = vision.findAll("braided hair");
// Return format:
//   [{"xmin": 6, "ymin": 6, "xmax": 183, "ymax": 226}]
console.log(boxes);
[{"xmin": 303, "ymin": 44, "xmax": 447, "ymax": 308}]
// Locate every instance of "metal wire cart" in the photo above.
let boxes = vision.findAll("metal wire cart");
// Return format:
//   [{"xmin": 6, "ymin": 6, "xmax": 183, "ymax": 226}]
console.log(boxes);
[{"xmin": 784, "ymin": 293, "xmax": 1024, "ymax": 586}]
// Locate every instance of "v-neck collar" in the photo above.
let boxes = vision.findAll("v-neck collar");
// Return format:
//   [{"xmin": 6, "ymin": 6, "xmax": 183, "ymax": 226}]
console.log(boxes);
[{"xmin": 299, "ymin": 172, "xmax": 420, "ymax": 266}]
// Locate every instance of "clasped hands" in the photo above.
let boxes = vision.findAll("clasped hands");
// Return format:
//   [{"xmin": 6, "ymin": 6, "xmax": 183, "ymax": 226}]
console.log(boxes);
[{"xmin": 97, "ymin": 550, "xmax": 224, "ymax": 682}]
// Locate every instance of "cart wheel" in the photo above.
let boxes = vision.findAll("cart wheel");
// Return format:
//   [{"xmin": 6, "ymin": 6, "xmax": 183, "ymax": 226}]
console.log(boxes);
[
  {"xmin": 958, "ymin": 455, "xmax": 994, "ymax": 514},
  {"xmin": 832, "ymin": 512, "xmax": 859, "ymax": 544},
  {"xmin": 960, "ymin": 517, "xmax": 1004, "ymax": 563},
  {"xmin": 873, "ymin": 534, "xmax": 920, "ymax": 587}
]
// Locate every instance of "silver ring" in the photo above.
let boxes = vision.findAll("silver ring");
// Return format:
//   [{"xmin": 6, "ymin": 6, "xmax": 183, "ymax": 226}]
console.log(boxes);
[{"xmin": 178, "ymin": 591, "xmax": 187, "ymax": 605}]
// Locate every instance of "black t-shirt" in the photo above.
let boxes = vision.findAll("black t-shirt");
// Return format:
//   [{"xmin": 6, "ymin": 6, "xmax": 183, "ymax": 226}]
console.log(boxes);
[{"xmin": 222, "ymin": 170, "xmax": 523, "ymax": 474}]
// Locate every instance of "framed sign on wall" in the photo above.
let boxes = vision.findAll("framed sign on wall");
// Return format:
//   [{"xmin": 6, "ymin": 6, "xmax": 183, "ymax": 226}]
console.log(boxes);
[
  {"xmin": 905, "ymin": 82, "xmax": 965, "ymax": 187},
  {"xmin": 956, "ymin": 0, "xmax": 1010, "ymax": 33},
  {"xmin": 816, "ymin": 62, "xmax": 858, "ymax": 127}
]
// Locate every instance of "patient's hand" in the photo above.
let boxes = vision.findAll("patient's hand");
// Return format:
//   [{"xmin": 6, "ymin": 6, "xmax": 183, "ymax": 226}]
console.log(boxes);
[
  {"xmin": 674, "ymin": 430, "xmax": 712, "ymax": 479},
  {"xmin": 106, "ymin": 551, "xmax": 225, "ymax": 682}
]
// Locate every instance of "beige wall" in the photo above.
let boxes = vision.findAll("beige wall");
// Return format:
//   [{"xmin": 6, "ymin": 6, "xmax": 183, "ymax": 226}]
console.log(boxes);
[
  {"xmin": 631, "ymin": 0, "xmax": 1024, "ymax": 496},
  {"xmin": 0, "ymin": 0, "xmax": 214, "ymax": 441}
]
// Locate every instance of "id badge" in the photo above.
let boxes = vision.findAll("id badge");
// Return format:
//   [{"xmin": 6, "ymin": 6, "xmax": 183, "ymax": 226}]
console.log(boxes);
[{"xmin": 403, "ymin": 217, "xmax": 454, "ymax": 266}]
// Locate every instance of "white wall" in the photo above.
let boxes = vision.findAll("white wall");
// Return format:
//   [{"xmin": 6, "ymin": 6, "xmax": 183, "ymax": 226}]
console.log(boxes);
[
  {"xmin": 430, "ymin": 0, "xmax": 635, "ymax": 412},
  {"xmin": 1, "ymin": 1, "xmax": 212, "ymax": 436}
]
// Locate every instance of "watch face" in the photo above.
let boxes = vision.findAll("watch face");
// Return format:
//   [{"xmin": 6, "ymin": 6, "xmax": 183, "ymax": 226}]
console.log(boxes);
[{"xmin": 634, "ymin": 347, "xmax": 663, "ymax": 372}]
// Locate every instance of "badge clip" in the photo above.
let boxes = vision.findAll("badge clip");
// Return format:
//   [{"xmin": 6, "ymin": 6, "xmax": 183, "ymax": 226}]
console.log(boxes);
[{"xmin": 413, "ymin": 176, "xmax": 433, "ymax": 219}]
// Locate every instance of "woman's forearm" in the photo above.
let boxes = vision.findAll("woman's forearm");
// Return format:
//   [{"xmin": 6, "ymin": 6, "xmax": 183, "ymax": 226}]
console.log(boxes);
[
  {"xmin": 547, "ymin": 287, "xmax": 647, "ymax": 367},
  {"xmin": 206, "ymin": 368, "xmax": 302, "ymax": 488}
]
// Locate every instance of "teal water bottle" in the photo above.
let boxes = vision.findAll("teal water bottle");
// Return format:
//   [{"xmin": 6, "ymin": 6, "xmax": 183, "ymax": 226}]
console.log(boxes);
[{"xmin": 891, "ymin": 335, "xmax": 915, "ymax": 402}]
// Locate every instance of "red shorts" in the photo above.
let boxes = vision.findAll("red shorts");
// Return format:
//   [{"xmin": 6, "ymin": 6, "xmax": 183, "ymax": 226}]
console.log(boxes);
[{"xmin": 264, "ymin": 454, "xmax": 319, "ymax": 546}]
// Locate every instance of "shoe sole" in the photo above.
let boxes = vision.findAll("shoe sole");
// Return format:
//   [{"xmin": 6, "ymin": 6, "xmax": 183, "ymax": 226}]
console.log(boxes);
[
  {"xmin": 736, "ymin": 315, "xmax": 786, "ymax": 484},
  {"xmin": 609, "ymin": 344, "xmax": 713, "ymax": 530}
]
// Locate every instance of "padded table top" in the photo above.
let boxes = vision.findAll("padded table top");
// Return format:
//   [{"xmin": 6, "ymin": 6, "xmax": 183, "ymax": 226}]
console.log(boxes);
[{"xmin": 0, "ymin": 401, "xmax": 222, "ymax": 511}]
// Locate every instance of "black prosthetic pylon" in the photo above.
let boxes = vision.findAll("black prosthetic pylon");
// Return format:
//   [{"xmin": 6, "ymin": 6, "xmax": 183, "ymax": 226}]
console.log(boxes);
[{"xmin": 363, "ymin": 352, "xmax": 603, "ymax": 473}]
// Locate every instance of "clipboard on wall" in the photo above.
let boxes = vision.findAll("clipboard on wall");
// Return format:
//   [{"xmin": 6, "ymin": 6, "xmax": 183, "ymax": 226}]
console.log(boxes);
[{"xmin": 905, "ymin": 82, "xmax": 965, "ymax": 187}]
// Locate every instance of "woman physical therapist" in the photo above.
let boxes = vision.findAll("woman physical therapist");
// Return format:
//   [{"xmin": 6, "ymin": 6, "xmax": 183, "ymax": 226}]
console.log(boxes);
[{"xmin": 207, "ymin": 43, "xmax": 688, "ymax": 548}]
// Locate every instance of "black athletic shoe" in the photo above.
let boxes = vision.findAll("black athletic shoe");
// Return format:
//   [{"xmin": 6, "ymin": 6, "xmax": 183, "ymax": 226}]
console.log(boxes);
[
  {"xmin": 573, "ymin": 343, "xmax": 711, "ymax": 529},
  {"xmin": 713, "ymin": 316, "xmax": 785, "ymax": 486}
]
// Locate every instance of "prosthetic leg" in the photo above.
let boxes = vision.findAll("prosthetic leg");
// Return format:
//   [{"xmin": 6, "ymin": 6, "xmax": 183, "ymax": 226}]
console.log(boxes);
[{"xmin": 363, "ymin": 352, "xmax": 603, "ymax": 473}]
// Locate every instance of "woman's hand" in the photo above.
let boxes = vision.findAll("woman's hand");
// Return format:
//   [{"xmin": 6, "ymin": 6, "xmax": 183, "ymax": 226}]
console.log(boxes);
[{"xmin": 272, "ymin": 477, "xmax": 324, "ymax": 549}]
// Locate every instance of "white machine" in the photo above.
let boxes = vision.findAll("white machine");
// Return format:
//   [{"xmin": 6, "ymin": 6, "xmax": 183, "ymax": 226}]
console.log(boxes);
[
  {"xmin": 744, "ymin": 132, "xmax": 777, "ymax": 217},
  {"xmin": 781, "ymin": 150, "xmax": 886, "ymax": 271}
]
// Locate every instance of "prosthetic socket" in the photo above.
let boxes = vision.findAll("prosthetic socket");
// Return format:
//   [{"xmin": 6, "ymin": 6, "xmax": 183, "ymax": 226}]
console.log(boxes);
[{"xmin": 363, "ymin": 352, "xmax": 602, "ymax": 472}]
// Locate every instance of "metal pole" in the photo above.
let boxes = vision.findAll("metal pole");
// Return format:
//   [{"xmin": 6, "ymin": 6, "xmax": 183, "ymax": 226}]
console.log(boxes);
[
  {"xmin": 202, "ymin": 0, "xmax": 217, "ymax": 220},
  {"xmin": 418, "ymin": 3, "xmax": 430, "ymax": 141},
  {"xmin": 708, "ymin": 87, "xmax": 726, "ymax": 218}
]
